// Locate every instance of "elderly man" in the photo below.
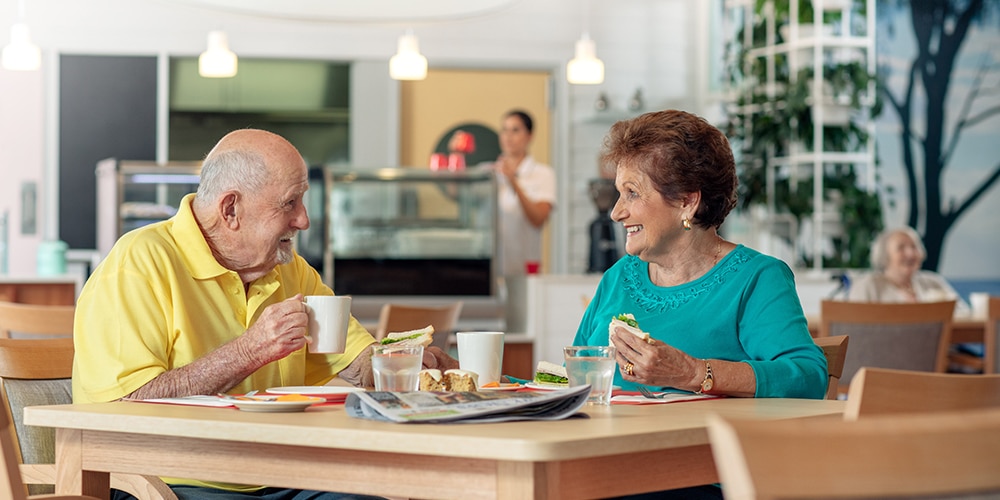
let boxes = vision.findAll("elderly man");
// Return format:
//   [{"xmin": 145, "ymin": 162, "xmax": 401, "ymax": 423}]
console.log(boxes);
[{"xmin": 74, "ymin": 129, "xmax": 383, "ymax": 500}]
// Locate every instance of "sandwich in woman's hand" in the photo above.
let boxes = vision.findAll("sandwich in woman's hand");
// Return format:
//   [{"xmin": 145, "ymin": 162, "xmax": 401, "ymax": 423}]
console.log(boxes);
[
  {"xmin": 608, "ymin": 313, "xmax": 653, "ymax": 343},
  {"xmin": 533, "ymin": 361, "xmax": 569, "ymax": 386},
  {"xmin": 380, "ymin": 325, "xmax": 434, "ymax": 347}
]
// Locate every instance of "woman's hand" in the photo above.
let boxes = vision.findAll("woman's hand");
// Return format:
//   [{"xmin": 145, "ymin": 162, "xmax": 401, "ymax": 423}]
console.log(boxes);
[
  {"xmin": 495, "ymin": 154, "xmax": 519, "ymax": 181},
  {"xmin": 610, "ymin": 327, "xmax": 700, "ymax": 390}
]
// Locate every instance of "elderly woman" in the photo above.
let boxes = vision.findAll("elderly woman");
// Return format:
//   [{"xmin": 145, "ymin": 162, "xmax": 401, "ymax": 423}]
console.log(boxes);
[
  {"xmin": 848, "ymin": 226, "xmax": 969, "ymax": 313},
  {"xmin": 573, "ymin": 110, "xmax": 827, "ymax": 400}
]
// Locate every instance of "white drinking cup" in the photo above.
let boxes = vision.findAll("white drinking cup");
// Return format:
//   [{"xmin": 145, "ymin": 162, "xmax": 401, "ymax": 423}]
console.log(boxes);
[
  {"xmin": 303, "ymin": 295, "xmax": 351, "ymax": 354},
  {"xmin": 456, "ymin": 331, "xmax": 505, "ymax": 386},
  {"xmin": 970, "ymin": 292, "xmax": 990, "ymax": 320}
]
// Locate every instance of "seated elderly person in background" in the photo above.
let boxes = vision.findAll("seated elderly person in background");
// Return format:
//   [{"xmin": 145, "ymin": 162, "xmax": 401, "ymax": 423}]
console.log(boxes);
[
  {"xmin": 848, "ymin": 226, "xmax": 969, "ymax": 314},
  {"xmin": 74, "ymin": 129, "xmax": 384, "ymax": 500},
  {"xmin": 847, "ymin": 226, "xmax": 977, "ymax": 371},
  {"xmin": 576, "ymin": 110, "xmax": 827, "ymax": 500}
]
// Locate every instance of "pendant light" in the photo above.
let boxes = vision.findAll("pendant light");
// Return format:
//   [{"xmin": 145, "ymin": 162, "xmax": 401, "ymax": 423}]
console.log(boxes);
[
  {"xmin": 198, "ymin": 30, "xmax": 237, "ymax": 78},
  {"xmin": 2, "ymin": 0, "xmax": 40, "ymax": 71},
  {"xmin": 389, "ymin": 30, "xmax": 427, "ymax": 81},
  {"xmin": 566, "ymin": 33, "xmax": 604, "ymax": 85},
  {"xmin": 567, "ymin": 0, "xmax": 604, "ymax": 85}
]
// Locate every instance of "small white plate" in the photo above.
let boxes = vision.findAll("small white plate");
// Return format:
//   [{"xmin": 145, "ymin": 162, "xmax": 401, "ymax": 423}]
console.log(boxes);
[
  {"xmin": 479, "ymin": 383, "xmax": 524, "ymax": 391},
  {"xmin": 525, "ymin": 382, "xmax": 570, "ymax": 391},
  {"xmin": 232, "ymin": 396, "xmax": 325, "ymax": 413},
  {"xmin": 266, "ymin": 386, "xmax": 364, "ymax": 396}
]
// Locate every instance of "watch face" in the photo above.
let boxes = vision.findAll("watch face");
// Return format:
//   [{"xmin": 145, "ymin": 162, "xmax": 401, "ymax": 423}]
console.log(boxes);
[{"xmin": 702, "ymin": 378, "xmax": 714, "ymax": 393}]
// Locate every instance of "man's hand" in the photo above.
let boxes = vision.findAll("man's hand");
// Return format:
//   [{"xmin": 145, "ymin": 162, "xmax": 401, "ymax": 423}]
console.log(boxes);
[
  {"xmin": 423, "ymin": 346, "xmax": 460, "ymax": 371},
  {"xmin": 239, "ymin": 294, "xmax": 310, "ymax": 365}
]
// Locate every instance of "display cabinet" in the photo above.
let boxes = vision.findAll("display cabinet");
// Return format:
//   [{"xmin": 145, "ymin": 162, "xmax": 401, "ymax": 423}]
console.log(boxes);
[
  {"xmin": 323, "ymin": 167, "xmax": 498, "ymax": 299},
  {"xmin": 96, "ymin": 159, "xmax": 201, "ymax": 257}
]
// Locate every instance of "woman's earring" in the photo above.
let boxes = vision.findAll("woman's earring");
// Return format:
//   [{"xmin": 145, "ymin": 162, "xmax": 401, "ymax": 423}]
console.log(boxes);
[{"xmin": 682, "ymin": 218, "xmax": 692, "ymax": 231}]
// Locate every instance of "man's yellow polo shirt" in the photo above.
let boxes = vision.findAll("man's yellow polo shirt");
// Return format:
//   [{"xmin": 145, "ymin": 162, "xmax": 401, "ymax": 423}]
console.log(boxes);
[{"xmin": 73, "ymin": 193, "xmax": 375, "ymax": 403}]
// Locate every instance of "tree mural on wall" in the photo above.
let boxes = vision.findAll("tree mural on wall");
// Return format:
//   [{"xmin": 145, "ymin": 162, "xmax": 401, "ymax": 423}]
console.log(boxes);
[{"xmin": 880, "ymin": 0, "xmax": 1000, "ymax": 270}]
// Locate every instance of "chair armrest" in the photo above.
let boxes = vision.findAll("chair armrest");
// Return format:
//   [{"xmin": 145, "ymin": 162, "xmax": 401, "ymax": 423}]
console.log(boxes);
[
  {"xmin": 111, "ymin": 473, "xmax": 178, "ymax": 500},
  {"xmin": 19, "ymin": 464, "xmax": 177, "ymax": 500}
]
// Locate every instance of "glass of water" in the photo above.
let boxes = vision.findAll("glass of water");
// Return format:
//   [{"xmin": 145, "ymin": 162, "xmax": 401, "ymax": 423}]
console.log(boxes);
[
  {"xmin": 371, "ymin": 344, "xmax": 424, "ymax": 391},
  {"xmin": 563, "ymin": 345, "xmax": 617, "ymax": 405}
]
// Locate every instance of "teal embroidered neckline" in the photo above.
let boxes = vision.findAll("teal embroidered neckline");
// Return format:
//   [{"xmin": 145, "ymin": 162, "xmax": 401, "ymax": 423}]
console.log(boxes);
[{"xmin": 621, "ymin": 246, "xmax": 751, "ymax": 314}]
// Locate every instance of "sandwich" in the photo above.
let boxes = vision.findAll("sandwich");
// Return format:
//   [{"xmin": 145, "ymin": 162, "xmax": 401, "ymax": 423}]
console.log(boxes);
[
  {"xmin": 608, "ymin": 313, "xmax": 652, "ymax": 343},
  {"xmin": 418, "ymin": 369, "xmax": 479, "ymax": 391},
  {"xmin": 533, "ymin": 361, "xmax": 569, "ymax": 386},
  {"xmin": 380, "ymin": 325, "xmax": 434, "ymax": 347}
]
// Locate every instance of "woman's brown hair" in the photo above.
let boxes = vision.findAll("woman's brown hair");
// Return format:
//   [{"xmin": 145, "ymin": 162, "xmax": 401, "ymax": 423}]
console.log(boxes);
[{"xmin": 601, "ymin": 109, "xmax": 737, "ymax": 229}]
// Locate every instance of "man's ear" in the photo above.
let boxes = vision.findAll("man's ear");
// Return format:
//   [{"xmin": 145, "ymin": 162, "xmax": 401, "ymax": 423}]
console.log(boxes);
[{"xmin": 220, "ymin": 192, "xmax": 240, "ymax": 229}]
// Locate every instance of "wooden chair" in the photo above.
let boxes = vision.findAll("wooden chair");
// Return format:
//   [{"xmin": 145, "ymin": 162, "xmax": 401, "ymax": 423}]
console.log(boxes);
[
  {"xmin": 0, "ymin": 301, "xmax": 75, "ymax": 339},
  {"xmin": 0, "ymin": 302, "xmax": 176, "ymax": 500},
  {"xmin": 844, "ymin": 366, "xmax": 1000, "ymax": 420},
  {"xmin": 812, "ymin": 335, "xmax": 848, "ymax": 400},
  {"xmin": 986, "ymin": 295, "xmax": 1000, "ymax": 374},
  {"xmin": 818, "ymin": 300, "xmax": 954, "ymax": 392},
  {"xmin": 707, "ymin": 407, "xmax": 1000, "ymax": 500},
  {"xmin": 374, "ymin": 302, "xmax": 463, "ymax": 350},
  {"xmin": 1, "ymin": 390, "xmax": 103, "ymax": 500}
]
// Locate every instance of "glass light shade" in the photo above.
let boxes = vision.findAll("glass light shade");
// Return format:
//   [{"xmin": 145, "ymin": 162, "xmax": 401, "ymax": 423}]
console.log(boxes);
[
  {"xmin": 389, "ymin": 33, "xmax": 427, "ymax": 81},
  {"xmin": 198, "ymin": 31, "xmax": 237, "ymax": 78},
  {"xmin": 2, "ymin": 23, "xmax": 41, "ymax": 71},
  {"xmin": 566, "ymin": 35, "xmax": 604, "ymax": 85}
]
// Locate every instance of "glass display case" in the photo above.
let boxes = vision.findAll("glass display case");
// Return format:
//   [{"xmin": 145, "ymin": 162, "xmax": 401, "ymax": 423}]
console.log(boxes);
[
  {"xmin": 324, "ymin": 167, "xmax": 498, "ymax": 299},
  {"xmin": 96, "ymin": 159, "xmax": 201, "ymax": 257}
]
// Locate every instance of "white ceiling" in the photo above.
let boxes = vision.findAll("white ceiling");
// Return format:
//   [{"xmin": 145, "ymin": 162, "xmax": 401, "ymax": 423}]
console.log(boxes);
[{"xmin": 158, "ymin": 0, "xmax": 521, "ymax": 23}]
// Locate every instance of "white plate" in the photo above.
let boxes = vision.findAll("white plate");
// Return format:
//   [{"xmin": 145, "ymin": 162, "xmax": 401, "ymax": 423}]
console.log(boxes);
[
  {"xmin": 266, "ymin": 386, "xmax": 364, "ymax": 396},
  {"xmin": 525, "ymin": 382, "xmax": 570, "ymax": 391},
  {"xmin": 232, "ymin": 396, "xmax": 325, "ymax": 413},
  {"xmin": 479, "ymin": 383, "xmax": 524, "ymax": 391}
]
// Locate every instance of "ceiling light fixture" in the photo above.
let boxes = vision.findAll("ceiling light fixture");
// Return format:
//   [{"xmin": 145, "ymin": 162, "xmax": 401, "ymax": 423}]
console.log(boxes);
[
  {"xmin": 2, "ymin": 0, "xmax": 41, "ymax": 71},
  {"xmin": 567, "ymin": 1, "xmax": 604, "ymax": 85},
  {"xmin": 198, "ymin": 30, "xmax": 237, "ymax": 78},
  {"xmin": 389, "ymin": 30, "xmax": 427, "ymax": 81},
  {"xmin": 567, "ymin": 33, "xmax": 604, "ymax": 85}
]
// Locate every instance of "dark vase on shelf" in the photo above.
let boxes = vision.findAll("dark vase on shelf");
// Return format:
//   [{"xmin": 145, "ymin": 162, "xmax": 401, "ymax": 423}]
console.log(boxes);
[{"xmin": 587, "ymin": 178, "xmax": 621, "ymax": 273}]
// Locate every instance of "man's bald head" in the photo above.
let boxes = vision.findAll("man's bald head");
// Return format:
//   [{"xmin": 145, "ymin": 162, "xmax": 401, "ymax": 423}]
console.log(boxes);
[{"xmin": 195, "ymin": 129, "xmax": 307, "ymax": 209}]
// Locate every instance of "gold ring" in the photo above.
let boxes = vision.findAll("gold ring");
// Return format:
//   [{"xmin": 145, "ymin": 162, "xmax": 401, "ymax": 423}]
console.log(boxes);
[{"xmin": 624, "ymin": 362, "xmax": 634, "ymax": 376}]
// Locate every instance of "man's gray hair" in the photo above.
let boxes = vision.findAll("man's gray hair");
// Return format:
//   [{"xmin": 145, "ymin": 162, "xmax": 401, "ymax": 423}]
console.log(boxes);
[
  {"xmin": 194, "ymin": 149, "xmax": 269, "ymax": 209},
  {"xmin": 870, "ymin": 226, "xmax": 926, "ymax": 271}
]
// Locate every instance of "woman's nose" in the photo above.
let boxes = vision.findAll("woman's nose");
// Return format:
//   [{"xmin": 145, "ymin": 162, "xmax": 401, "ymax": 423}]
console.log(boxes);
[{"xmin": 610, "ymin": 198, "xmax": 625, "ymax": 222}]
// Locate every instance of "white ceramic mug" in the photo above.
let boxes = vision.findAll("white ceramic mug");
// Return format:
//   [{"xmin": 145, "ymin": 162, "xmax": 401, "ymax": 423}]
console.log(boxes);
[
  {"xmin": 970, "ymin": 292, "xmax": 990, "ymax": 320},
  {"xmin": 303, "ymin": 295, "xmax": 351, "ymax": 353},
  {"xmin": 456, "ymin": 331, "xmax": 505, "ymax": 385}
]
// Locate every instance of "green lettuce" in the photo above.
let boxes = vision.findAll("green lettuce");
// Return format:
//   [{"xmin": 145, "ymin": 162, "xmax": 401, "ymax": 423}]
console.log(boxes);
[{"xmin": 614, "ymin": 313, "xmax": 639, "ymax": 328}]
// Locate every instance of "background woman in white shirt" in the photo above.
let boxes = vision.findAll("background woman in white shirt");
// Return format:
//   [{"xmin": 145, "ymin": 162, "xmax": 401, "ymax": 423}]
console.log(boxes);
[{"xmin": 494, "ymin": 109, "xmax": 556, "ymax": 276}]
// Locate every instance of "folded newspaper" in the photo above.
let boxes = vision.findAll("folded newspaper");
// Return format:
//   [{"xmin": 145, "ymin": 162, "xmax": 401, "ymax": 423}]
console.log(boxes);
[{"xmin": 345, "ymin": 384, "xmax": 592, "ymax": 423}]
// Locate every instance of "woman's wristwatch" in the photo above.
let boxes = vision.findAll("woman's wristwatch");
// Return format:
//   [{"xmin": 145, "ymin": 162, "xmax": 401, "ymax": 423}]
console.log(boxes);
[{"xmin": 696, "ymin": 360, "xmax": 714, "ymax": 394}]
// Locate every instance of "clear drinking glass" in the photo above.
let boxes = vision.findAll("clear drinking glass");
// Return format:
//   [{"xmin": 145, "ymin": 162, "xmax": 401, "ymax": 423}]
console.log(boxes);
[
  {"xmin": 563, "ymin": 345, "xmax": 617, "ymax": 405},
  {"xmin": 371, "ymin": 344, "xmax": 424, "ymax": 391}
]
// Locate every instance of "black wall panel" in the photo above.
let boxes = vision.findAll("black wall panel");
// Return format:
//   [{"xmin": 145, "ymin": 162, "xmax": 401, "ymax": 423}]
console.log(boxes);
[{"xmin": 59, "ymin": 54, "xmax": 157, "ymax": 249}]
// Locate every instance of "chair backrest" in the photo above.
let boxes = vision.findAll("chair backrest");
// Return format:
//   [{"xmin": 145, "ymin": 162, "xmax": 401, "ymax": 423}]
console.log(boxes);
[
  {"xmin": 986, "ymin": 296, "xmax": 1000, "ymax": 374},
  {"xmin": 844, "ymin": 366, "xmax": 1000, "ymax": 420},
  {"xmin": 812, "ymin": 335, "xmax": 848, "ymax": 400},
  {"xmin": 374, "ymin": 302, "xmax": 463, "ymax": 350},
  {"xmin": 0, "ymin": 301, "xmax": 75, "ymax": 339},
  {"xmin": 707, "ymin": 408, "xmax": 1000, "ymax": 500},
  {"xmin": 818, "ymin": 300, "xmax": 954, "ymax": 389}
]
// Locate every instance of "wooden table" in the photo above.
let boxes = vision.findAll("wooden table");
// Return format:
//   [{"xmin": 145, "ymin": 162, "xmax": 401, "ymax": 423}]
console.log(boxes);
[{"xmin": 25, "ymin": 398, "xmax": 844, "ymax": 500}]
